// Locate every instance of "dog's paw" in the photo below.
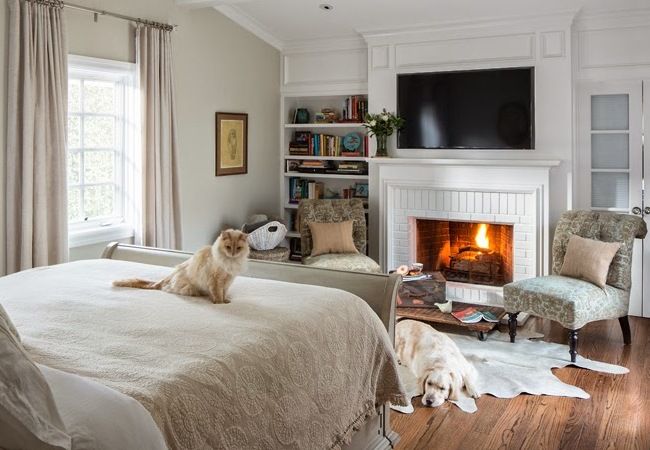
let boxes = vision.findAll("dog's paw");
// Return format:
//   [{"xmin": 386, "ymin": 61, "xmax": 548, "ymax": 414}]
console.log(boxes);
[{"xmin": 224, "ymin": 296, "xmax": 232, "ymax": 304}]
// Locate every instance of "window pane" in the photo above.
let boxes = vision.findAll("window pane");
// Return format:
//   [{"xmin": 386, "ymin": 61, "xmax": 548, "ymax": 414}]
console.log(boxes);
[
  {"xmin": 68, "ymin": 187, "xmax": 81, "ymax": 221},
  {"xmin": 84, "ymin": 116, "xmax": 115, "ymax": 148},
  {"xmin": 84, "ymin": 151, "xmax": 114, "ymax": 183},
  {"xmin": 591, "ymin": 94, "xmax": 629, "ymax": 130},
  {"xmin": 68, "ymin": 79, "xmax": 81, "ymax": 113},
  {"xmin": 591, "ymin": 133, "xmax": 629, "ymax": 170},
  {"xmin": 68, "ymin": 152, "xmax": 80, "ymax": 184},
  {"xmin": 83, "ymin": 185, "xmax": 115, "ymax": 218},
  {"xmin": 68, "ymin": 115, "xmax": 81, "ymax": 148},
  {"xmin": 83, "ymin": 80, "xmax": 115, "ymax": 114},
  {"xmin": 592, "ymin": 172, "xmax": 629, "ymax": 209}
]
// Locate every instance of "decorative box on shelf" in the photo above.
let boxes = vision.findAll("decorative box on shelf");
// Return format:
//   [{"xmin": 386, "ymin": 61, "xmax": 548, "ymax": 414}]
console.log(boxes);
[{"xmin": 397, "ymin": 272, "xmax": 446, "ymax": 308}]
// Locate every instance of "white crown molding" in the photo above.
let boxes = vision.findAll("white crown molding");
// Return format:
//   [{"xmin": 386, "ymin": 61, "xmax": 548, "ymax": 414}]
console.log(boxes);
[
  {"xmin": 214, "ymin": 4, "xmax": 284, "ymax": 50},
  {"xmin": 359, "ymin": 9, "xmax": 578, "ymax": 41},
  {"xmin": 573, "ymin": 7, "xmax": 650, "ymax": 31}
]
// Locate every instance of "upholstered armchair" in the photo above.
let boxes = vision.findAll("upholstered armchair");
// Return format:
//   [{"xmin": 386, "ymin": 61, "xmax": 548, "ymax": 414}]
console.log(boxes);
[
  {"xmin": 298, "ymin": 199, "xmax": 381, "ymax": 273},
  {"xmin": 504, "ymin": 210, "xmax": 647, "ymax": 362}
]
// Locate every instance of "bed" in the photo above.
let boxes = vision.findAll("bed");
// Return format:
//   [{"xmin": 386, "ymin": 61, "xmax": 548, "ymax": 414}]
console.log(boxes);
[{"xmin": 0, "ymin": 243, "xmax": 406, "ymax": 450}]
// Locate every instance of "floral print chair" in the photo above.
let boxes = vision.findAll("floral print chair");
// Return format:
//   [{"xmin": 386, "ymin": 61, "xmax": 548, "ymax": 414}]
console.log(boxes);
[
  {"xmin": 504, "ymin": 210, "xmax": 647, "ymax": 362},
  {"xmin": 298, "ymin": 199, "xmax": 381, "ymax": 273}
]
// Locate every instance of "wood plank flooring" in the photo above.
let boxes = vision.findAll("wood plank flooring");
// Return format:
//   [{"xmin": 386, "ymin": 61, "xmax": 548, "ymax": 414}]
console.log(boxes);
[{"xmin": 391, "ymin": 316, "xmax": 650, "ymax": 450}]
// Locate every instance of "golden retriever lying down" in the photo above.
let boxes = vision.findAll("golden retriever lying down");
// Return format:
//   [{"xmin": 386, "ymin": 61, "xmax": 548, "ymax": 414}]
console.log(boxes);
[{"xmin": 396, "ymin": 319, "xmax": 480, "ymax": 407}]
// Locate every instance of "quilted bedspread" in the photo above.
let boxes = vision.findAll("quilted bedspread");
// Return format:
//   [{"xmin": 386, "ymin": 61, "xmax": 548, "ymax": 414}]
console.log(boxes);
[{"xmin": 1, "ymin": 259, "xmax": 406, "ymax": 449}]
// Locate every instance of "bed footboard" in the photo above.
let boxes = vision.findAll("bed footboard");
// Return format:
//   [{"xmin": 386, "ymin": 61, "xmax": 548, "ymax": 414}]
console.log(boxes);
[{"xmin": 101, "ymin": 242, "xmax": 401, "ymax": 343}]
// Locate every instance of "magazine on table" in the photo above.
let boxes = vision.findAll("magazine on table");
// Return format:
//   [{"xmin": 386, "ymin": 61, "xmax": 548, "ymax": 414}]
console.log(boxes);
[{"xmin": 452, "ymin": 307, "xmax": 500, "ymax": 324}]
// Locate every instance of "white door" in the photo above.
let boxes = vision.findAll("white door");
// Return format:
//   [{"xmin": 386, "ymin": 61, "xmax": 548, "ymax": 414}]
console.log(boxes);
[
  {"xmin": 633, "ymin": 80, "xmax": 650, "ymax": 317},
  {"xmin": 576, "ymin": 81, "xmax": 645, "ymax": 316}
]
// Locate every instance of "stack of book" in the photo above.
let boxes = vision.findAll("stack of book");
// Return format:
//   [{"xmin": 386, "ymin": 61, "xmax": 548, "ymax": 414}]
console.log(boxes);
[
  {"xmin": 289, "ymin": 178, "xmax": 324, "ymax": 203},
  {"xmin": 342, "ymin": 96, "xmax": 367, "ymax": 122},
  {"xmin": 332, "ymin": 161, "xmax": 367, "ymax": 175},
  {"xmin": 298, "ymin": 160, "xmax": 330, "ymax": 173}
]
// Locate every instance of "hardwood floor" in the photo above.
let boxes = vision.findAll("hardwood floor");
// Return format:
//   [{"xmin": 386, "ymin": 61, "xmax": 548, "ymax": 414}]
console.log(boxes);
[{"xmin": 391, "ymin": 316, "xmax": 650, "ymax": 450}]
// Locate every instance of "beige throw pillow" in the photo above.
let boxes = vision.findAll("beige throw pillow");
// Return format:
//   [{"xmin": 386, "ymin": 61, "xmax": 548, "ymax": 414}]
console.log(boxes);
[
  {"xmin": 308, "ymin": 221, "xmax": 359, "ymax": 257},
  {"xmin": 560, "ymin": 234, "xmax": 621, "ymax": 288},
  {"xmin": 0, "ymin": 310, "xmax": 71, "ymax": 450}
]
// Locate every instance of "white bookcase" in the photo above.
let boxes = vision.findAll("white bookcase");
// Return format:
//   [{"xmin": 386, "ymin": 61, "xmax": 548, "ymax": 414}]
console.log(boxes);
[{"xmin": 280, "ymin": 93, "xmax": 371, "ymax": 261}]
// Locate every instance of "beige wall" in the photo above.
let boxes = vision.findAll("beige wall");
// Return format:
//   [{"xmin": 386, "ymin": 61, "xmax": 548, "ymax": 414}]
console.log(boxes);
[
  {"xmin": 1, "ymin": 0, "xmax": 280, "ymax": 266},
  {"xmin": 0, "ymin": 2, "xmax": 6, "ymax": 274}
]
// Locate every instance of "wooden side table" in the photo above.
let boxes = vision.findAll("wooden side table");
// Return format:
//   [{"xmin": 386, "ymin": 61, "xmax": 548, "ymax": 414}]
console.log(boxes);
[{"xmin": 397, "ymin": 302, "xmax": 506, "ymax": 341}]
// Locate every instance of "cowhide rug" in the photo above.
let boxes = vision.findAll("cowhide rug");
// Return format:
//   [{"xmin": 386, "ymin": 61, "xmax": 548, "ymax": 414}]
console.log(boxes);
[{"xmin": 391, "ymin": 330, "xmax": 628, "ymax": 414}]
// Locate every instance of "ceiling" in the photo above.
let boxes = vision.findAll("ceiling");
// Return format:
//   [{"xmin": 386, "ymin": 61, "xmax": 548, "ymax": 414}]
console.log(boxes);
[{"xmin": 176, "ymin": 0, "xmax": 648, "ymax": 49}]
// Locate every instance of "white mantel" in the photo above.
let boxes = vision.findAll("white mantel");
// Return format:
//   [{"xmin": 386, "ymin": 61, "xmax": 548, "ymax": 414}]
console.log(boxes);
[
  {"xmin": 369, "ymin": 158, "xmax": 561, "ymax": 168},
  {"xmin": 372, "ymin": 159, "xmax": 558, "ymax": 304}
]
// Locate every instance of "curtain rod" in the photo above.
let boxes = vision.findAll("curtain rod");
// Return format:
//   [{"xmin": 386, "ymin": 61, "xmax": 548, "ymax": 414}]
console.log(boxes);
[{"xmin": 63, "ymin": 2, "xmax": 177, "ymax": 31}]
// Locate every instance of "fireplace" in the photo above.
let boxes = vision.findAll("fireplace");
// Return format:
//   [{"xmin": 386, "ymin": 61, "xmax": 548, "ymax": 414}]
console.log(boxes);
[{"xmin": 415, "ymin": 219, "xmax": 514, "ymax": 287}]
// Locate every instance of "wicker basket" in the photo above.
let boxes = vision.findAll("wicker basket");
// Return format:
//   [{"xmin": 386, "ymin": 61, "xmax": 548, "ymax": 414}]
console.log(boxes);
[{"xmin": 247, "ymin": 221, "xmax": 287, "ymax": 250}]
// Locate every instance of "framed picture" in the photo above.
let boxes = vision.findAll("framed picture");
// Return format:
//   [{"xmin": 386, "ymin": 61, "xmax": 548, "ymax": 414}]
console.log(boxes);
[
  {"xmin": 216, "ymin": 112, "xmax": 248, "ymax": 176},
  {"xmin": 354, "ymin": 182, "xmax": 369, "ymax": 198}
]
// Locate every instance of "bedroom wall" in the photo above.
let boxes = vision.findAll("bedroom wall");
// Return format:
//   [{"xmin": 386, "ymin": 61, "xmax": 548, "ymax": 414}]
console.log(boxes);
[
  {"xmin": 0, "ymin": 2, "xmax": 5, "ymax": 275},
  {"xmin": 0, "ymin": 0, "xmax": 280, "ymax": 269}
]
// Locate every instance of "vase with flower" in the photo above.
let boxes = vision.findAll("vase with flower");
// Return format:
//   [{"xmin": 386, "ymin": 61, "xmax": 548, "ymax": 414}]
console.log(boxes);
[{"xmin": 362, "ymin": 109, "xmax": 404, "ymax": 158}]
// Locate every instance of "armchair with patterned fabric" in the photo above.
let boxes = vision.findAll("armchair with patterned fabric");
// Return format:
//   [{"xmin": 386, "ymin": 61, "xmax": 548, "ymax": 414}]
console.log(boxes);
[
  {"xmin": 504, "ymin": 210, "xmax": 647, "ymax": 362},
  {"xmin": 298, "ymin": 199, "xmax": 381, "ymax": 273}
]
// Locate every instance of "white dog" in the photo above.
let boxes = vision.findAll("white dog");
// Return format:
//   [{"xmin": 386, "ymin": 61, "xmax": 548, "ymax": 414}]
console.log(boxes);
[{"xmin": 396, "ymin": 319, "xmax": 480, "ymax": 407}]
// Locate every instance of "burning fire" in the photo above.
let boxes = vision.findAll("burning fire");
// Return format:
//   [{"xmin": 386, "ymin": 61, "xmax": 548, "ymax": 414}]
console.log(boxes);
[{"xmin": 475, "ymin": 224, "xmax": 490, "ymax": 249}]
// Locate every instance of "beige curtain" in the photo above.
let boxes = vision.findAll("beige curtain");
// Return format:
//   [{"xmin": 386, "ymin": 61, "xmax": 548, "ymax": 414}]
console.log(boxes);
[
  {"xmin": 136, "ymin": 24, "xmax": 182, "ymax": 249},
  {"xmin": 5, "ymin": 0, "xmax": 68, "ymax": 274}
]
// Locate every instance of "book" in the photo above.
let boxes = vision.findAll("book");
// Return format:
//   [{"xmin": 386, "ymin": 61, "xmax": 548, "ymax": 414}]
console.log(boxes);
[{"xmin": 452, "ymin": 307, "xmax": 500, "ymax": 324}]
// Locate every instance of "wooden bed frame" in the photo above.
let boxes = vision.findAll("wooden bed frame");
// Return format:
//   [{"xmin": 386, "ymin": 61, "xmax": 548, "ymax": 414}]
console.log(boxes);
[{"xmin": 101, "ymin": 242, "xmax": 402, "ymax": 450}]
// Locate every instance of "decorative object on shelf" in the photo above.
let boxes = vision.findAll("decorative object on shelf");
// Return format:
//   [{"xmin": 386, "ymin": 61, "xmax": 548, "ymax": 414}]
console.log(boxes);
[
  {"xmin": 342, "ymin": 132, "xmax": 362, "ymax": 152},
  {"xmin": 314, "ymin": 112, "xmax": 327, "ymax": 123},
  {"xmin": 293, "ymin": 108, "xmax": 310, "ymax": 124},
  {"xmin": 354, "ymin": 182, "xmax": 369, "ymax": 198},
  {"xmin": 321, "ymin": 108, "xmax": 339, "ymax": 123},
  {"xmin": 363, "ymin": 108, "xmax": 405, "ymax": 158},
  {"xmin": 215, "ymin": 112, "xmax": 248, "ymax": 176}
]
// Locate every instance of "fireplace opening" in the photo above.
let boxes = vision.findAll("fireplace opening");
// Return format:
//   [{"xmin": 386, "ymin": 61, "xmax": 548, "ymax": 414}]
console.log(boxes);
[{"xmin": 415, "ymin": 219, "xmax": 514, "ymax": 287}]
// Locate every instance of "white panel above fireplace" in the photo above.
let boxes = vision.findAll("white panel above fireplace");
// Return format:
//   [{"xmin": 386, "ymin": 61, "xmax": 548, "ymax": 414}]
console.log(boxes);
[{"xmin": 374, "ymin": 159, "xmax": 559, "ymax": 304}]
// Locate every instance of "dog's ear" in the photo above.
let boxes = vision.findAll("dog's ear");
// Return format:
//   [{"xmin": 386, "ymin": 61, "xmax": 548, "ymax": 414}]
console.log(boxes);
[{"xmin": 448, "ymin": 371, "xmax": 463, "ymax": 401}]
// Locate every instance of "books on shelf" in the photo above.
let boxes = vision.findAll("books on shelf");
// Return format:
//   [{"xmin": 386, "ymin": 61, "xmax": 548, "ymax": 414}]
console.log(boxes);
[
  {"xmin": 342, "ymin": 96, "xmax": 367, "ymax": 122},
  {"xmin": 289, "ymin": 177, "xmax": 324, "ymax": 203},
  {"xmin": 288, "ymin": 131, "xmax": 368, "ymax": 157},
  {"xmin": 452, "ymin": 307, "xmax": 500, "ymax": 324}
]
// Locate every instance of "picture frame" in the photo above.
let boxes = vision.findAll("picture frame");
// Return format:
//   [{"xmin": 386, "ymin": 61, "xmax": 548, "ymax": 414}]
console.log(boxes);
[
  {"xmin": 215, "ymin": 112, "xmax": 248, "ymax": 176},
  {"xmin": 354, "ymin": 182, "xmax": 369, "ymax": 198}
]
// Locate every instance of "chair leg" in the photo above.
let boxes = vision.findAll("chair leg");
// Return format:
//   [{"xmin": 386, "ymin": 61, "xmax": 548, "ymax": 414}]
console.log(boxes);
[
  {"xmin": 619, "ymin": 316, "xmax": 632, "ymax": 345},
  {"xmin": 508, "ymin": 312, "xmax": 519, "ymax": 343},
  {"xmin": 568, "ymin": 329, "xmax": 579, "ymax": 363}
]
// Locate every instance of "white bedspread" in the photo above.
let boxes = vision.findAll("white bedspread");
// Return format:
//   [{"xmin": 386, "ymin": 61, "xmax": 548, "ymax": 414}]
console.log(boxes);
[{"xmin": 1, "ymin": 259, "xmax": 406, "ymax": 450}]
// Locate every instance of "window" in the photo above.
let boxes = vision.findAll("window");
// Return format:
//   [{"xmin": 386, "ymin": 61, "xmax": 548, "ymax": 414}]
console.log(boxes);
[{"xmin": 67, "ymin": 55, "xmax": 139, "ymax": 247}]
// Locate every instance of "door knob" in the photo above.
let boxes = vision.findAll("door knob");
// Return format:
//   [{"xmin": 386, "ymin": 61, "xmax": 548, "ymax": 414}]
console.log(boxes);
[
  {"xmin": 645, "ymin": 206, "xmax": 650, "ymax": 215},
  {"xmin": 632, "ymin": 206, "xmax": 642, "ymax": 215}
]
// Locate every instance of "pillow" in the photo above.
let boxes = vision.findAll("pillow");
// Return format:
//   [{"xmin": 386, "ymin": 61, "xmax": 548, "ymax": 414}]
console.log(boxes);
[
  {"xmin": 308, "ymin": 220, "xmax": 359, "ymax": 257},
  {"xmin": 560, "ymin": 234, "xmax": 621, "ymax": 288},
  {"xmin": 0, "ymin": 314, "xmax": 71, "ymax": 450},
  {"xmin": 0, "ymin": 303, "xmax": 20, "ymax": 342},
  {"xmin": 38, "ymin": 364, "xmax": 167, "ymax": 450}
]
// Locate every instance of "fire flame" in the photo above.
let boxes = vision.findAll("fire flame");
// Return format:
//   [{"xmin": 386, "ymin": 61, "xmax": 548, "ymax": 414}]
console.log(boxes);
[{"xmin": 475, "ymin": 224, "xmax": 490, "ymax": 249}]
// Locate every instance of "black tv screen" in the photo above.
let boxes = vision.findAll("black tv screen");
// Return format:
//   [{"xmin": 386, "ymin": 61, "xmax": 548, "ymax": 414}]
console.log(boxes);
[{"xmin": 397, "ymin": 67, "xmax": 534, "ymax": 149}]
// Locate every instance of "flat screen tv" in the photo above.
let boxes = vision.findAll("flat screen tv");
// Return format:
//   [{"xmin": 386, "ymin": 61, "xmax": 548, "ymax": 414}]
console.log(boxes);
[{"xmin": 397, "ymin": 67, "xmax": 534, "ymax": 149}]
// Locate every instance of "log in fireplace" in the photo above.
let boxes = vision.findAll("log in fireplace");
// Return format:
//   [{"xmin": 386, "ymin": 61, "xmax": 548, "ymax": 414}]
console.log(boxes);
[{"xmin": 415, "ymin": 219, "xmax": 514, "ymax": 287}]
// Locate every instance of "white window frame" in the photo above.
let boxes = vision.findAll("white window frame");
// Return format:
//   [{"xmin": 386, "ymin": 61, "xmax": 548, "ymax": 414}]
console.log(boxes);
[{"xmin": 67, "ymin": 55, "xmax": 140, "ymax": 248}]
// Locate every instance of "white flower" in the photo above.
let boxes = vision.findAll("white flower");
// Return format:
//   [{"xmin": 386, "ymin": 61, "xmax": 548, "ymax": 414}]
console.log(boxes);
[
  {"xmin": 369, "ymin": 120, "xmax": 377, "ymax": 127},
  {"xmin": 382, "ymin": 114, "xmax": 390, "ymax": 121}
]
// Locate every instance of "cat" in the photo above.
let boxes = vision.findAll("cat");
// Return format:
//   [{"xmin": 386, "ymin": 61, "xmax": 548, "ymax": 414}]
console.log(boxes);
[{"xmin": 113, "ymin": 229, "xmax": 250, "ymax": 304}]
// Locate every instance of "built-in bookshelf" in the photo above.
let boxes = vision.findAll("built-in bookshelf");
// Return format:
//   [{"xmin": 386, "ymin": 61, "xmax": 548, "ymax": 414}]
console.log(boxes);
[{"xmin": 280, "ymin": 93, "xmax": 371, "ymax": 262}]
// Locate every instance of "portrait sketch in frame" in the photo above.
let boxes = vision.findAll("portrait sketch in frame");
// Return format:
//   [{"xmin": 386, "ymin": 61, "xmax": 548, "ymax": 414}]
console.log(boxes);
[{"xmin": 216, "ymin": 112, "xmax": 248, "ymax": 176}]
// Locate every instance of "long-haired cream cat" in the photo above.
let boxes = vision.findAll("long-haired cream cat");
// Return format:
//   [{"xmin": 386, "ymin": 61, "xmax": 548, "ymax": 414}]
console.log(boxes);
[{"xmin": 113, "ymin": 229, "xmax": 249, "ymax": 304}]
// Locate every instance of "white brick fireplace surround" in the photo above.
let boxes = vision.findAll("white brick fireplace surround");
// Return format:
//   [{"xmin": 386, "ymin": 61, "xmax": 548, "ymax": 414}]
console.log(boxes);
[{"xmin": 373, "ymin": 159, "xmax": 560, "ymax": 305}]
